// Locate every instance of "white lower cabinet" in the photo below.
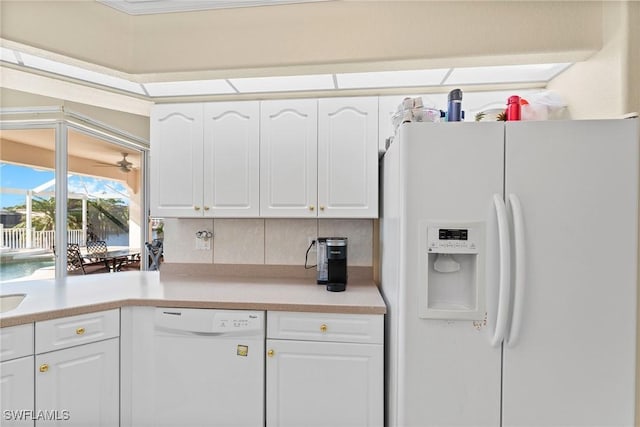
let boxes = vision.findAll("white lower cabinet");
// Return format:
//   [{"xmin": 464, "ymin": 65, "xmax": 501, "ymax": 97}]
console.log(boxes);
[
  {"xmin": 35, "ymin": 338, "xmax": 119, "ymax": 426},
  {"xmin": 1, "ymin": 323, "xmax": 34, "ymax": 427},
  {"xmin": 34, "ymin": 309, "xmax": 120, "ymax": 427},
  {"xmin": 266, "ymin": 312, "xmax": 383, "ymax": 427},
  {"xmin": 1, "ymin": 356, "xmax": 34, "ymax": 427}
]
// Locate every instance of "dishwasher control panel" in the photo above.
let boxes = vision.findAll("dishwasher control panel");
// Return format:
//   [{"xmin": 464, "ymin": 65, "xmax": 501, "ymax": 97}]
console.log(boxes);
[
  {"xmin": 213, "ymin": 312, "xmax": 262, "ymax": 332},
  {"xmin": 154, "ymin": 308, "xmax": 264, "ymax": 334}
]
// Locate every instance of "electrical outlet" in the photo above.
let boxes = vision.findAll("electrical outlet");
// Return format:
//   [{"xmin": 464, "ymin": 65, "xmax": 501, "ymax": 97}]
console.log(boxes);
[
  {"xmin": 307, "ymin": 237, "xmax": 317, "ymax": 251},
  {"xmin": 195, "ymin": 237, "xmax": 211, "ymax": 251}
]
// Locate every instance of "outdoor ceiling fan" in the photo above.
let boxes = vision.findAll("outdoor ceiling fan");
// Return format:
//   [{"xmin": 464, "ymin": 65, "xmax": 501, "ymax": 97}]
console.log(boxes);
[{"xmin": 95, "ymin": 153, "xmax": 135, "ymax": 173}]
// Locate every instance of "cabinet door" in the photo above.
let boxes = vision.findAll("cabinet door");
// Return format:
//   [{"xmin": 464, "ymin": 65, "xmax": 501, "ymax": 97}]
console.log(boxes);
[
  {"xmin": 203, "ymin": 101, "xmax": 260, "ymax": 217},
  {"xmin": 266, "ymin": 339, "xmax": 383, "ymax": 427},
  {"xmin": 35, "ymin": 338, "xmax": 119, "ymax": 427},
  {"xmin": 150, "ymin": 103, "xmax": 204, "ymax": 217},
  {"xmin": 260, "ymin": 99, "xmax": 318, "ymax": 217},
  {"xmin": 0, "ymin": 323, "xmax": 33, "ymax": 362},
  {"xmin": 1, "ymin": 356, "xmax": 34, "ymax": 427},
  {"xmin": 318, "ymin": 97, "xmax": 378, "ymax": 218}
]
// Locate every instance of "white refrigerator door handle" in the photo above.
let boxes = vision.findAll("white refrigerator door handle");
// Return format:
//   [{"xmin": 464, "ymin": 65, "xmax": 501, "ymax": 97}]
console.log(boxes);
[
  {"xmin": 491, "ymin": 194, "xmax": 511, "ymax": 347},
  {"xmin": 506, "ymin": 193, "xmax": 526, "ymax": 347}
]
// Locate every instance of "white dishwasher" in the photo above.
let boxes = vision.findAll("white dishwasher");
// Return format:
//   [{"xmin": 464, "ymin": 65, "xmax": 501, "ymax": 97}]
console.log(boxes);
[{"xmin": 123, "ymin": 307, "xmax": 265, "ymax": 427}]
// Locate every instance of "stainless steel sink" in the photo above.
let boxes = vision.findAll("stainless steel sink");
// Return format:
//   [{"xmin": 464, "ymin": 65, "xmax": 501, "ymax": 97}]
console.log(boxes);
[{"xmin": 0, "ymin": 294, "xmax": 26, "ymax": 313}]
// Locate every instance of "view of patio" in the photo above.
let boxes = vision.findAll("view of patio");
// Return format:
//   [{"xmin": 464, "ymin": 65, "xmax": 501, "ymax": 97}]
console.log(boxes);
[{"xmin": 0, "ymin": 126, "xmax": 144, "ymax": 282}]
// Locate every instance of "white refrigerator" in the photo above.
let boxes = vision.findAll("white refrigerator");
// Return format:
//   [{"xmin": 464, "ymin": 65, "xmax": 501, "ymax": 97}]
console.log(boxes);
[{"xmin": 380, "ymin": 119, "xmax": 638, "ymax": 427}]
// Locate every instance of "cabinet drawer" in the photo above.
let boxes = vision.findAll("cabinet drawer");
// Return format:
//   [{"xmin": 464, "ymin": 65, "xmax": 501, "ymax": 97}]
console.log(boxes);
[
  {"xmin": 0, "ymin": 323, "xmax": 34, "ymax": 362},
  {"xmin": 267, "ymin": 311, "xmax": 383, "ymax": 344},
  {"xmin": 36, "ymin": 309, "xmax": 120, "ymax": 354}
]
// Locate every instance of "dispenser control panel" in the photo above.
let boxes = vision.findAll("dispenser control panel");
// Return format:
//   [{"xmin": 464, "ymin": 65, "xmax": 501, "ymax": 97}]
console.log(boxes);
[
  {"xmin": 427, "ymin": 225, "xmax": 480, "ymax": 254},
  {"xmin": 420, "ymin": 220, "xmax": 485, "ymax": 320}
]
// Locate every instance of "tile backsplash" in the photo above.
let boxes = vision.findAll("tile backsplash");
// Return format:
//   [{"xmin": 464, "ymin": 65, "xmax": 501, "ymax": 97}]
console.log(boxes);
[{"xmin": 162, "ymin": 218, "xmax": 373, "ymax": 267}]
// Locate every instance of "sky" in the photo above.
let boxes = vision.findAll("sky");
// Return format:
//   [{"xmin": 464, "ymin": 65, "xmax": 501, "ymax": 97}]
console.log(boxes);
[{"xmin": 0, "ymin": 163, "xmax": 129, "ymax": 209}]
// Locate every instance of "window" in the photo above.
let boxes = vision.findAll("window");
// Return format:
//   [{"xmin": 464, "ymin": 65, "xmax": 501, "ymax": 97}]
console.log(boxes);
[{"xmin": 0, "ymin": 108, "xmax": 149, "ymax": 282}]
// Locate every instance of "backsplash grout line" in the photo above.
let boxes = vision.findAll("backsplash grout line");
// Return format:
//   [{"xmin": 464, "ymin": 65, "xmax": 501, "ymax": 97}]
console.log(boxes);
[{"xmin": 263, "ymin": 218, "xmax": 267, "ymax": 266}]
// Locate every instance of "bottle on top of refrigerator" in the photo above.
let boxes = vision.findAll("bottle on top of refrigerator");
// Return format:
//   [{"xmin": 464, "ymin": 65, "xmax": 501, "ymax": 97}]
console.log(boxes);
[{"xmin": 447, "ymin": 89, "xmax": 463, "ymax": 122}]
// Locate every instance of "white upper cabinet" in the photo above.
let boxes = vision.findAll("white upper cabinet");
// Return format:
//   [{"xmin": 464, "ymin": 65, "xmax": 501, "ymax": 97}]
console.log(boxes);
[
  {"xmin": 203, "ymin": 102, "xmax": 260, "ymax": 217},
  {"xmin": 150, "ymin": 104, "xmax": 204, "ymax": 217},
  {"xmin": 151, "ymin": 102, "xmax": 260, "ymax": 217},
  {"xmin": 318, "ymin": 97, "xmax": 378, "ymax": 218},
  {"xmin": 151, "ymin": 97, "xmax": 379, "ymax": 219},
  {"xmin": 260, "ymin": 99, "xmax": 318, "ymax": 217}
]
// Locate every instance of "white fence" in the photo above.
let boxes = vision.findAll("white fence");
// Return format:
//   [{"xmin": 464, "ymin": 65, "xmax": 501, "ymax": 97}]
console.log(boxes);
[{"xmin": 1, "ymin": 227, "xmax": 85, "ymax": 249}]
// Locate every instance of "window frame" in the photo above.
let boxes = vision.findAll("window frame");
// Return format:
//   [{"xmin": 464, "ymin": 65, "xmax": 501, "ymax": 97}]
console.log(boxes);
[{"xmin": 0, "ymin": 106, "xmax": 150, "ymax": 278}]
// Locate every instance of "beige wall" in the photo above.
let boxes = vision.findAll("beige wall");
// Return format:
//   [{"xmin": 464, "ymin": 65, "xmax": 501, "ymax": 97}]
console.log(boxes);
[
  {"xmin": 0, "ymin": 1, "xmax": 132, "ymax": 71},
  {"xmin": 548, "ymin": 1, "xmax": 636, "ymax": 118},
  {"xmin": 628, "ymin": 1, "xmax": 640, "ymax": 114},
  {"xmin": 1, "ymin": 1, "xmax": 602, "ymax": 78}
]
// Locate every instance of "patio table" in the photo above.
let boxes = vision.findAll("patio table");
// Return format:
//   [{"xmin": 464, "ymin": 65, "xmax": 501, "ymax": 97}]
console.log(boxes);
[{"xmin": 84, "ymin": 248, "xmax": 141, "ymax": 272}]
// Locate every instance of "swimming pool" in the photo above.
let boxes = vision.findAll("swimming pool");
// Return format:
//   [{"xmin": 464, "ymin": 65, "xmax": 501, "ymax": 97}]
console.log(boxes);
[{"xmin": 1, "ymin": 258, "xmax": 55, "ymax": 282}]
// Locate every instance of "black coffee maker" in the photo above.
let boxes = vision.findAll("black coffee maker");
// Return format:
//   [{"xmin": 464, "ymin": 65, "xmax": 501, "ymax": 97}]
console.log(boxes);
[{"xmin": 317, "ymin": 237, "xmax": 348, "ymax": 292}]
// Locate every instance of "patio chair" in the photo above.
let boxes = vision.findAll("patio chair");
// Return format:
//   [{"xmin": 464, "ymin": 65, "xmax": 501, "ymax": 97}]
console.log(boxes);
[
  {"xmin": 52, "ymin": 243, "xmax": 81, "ymax": 260},
  {"xmin": 146, "ymin": 240, "xmax": 163, "ymax": 271},
  {"xmin": 86, "ymin": 240, "xmax": 108, "ymax": 254},
  {"xmin": 67, "ymin": 245, "xmax": 109, "ymax": 275},
  {"xmin": 86, "ymin": 240, "xmax": 108, "ymax": 262}
]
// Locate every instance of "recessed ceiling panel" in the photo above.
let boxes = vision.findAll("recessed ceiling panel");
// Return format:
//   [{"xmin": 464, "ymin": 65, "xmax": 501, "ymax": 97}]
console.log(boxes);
[
  {"xmin": 6, "ymin": 47, "xmax": 575, "ymax": 98},
  {"xmin": 229, "ymin": 74, "xmax": 335, "ymax": 93},
  {"xmin": 0, "ymin": 47, "xmax": 19, "ymax": 64},
  {"xmin": 20, "ymin": 52, "xmax": 146, "ymax": 95},
  {"xmin": 336, "ymin": 68, "xmax": 451, "ymax": 89},
  {"xmin": 444, "ymin": 63, "xmax": 572, "ymax": 85},
  {"xmin": 144, "ymin": 79, "xmax": 236, "ymax": 96},
  {"xmin": 97, "ymin": 0, "xmax": 328, "ymax": 15}
]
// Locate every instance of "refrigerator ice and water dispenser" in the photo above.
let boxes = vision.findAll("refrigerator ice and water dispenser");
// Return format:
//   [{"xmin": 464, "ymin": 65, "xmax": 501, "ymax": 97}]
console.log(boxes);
[{"xmin": 419, "ymin": 221, "xmax": 485, "ymax": 320}]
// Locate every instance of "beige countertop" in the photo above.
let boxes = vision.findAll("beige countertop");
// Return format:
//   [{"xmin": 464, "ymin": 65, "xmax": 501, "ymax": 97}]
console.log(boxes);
[{"xmin": 0, "ymin": 267, "xmax": 386, "ymax": 327}]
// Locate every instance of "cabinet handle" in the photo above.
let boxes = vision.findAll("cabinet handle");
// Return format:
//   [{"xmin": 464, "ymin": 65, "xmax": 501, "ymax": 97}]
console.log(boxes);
[
  {"xmin": 308, "ymin": 205, "xmax": 315, "ymax": 211},
  {"xmin": 194, "ymin": 206, "xmax": 201, "ymax": 211},
  {"xmin": 319, "ymin": 205, "xmax": 325, "ymax": 211},
  {"xmin": 320, "ymin": 324, "xmax": 328, "ymax": 333},
  {"xmin": 39, "ymin": 364, "xmax": 49, "ymax": 373},
  {"xmin": 267, "ymin": 349, "xmax": 275, "ymax": 358},
  {"xmin": 76, "ymin": 327, "xmax": 85, "ymax": 335},
  {"xmin": 204, "ymin": 206, "xmax": 210, "ymax": 211}
]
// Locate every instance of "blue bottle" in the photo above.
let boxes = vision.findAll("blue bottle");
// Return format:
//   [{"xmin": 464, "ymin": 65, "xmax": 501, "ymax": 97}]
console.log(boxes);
[{"xmin": 447, "ymin": 89, "xmax": 463, "ymax": 122}]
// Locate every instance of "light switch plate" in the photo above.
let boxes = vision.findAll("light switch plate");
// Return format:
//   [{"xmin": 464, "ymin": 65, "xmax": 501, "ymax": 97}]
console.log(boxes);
[{"xmin": 195, "ymin": 238, "xmax": 211, "ymax": 251}]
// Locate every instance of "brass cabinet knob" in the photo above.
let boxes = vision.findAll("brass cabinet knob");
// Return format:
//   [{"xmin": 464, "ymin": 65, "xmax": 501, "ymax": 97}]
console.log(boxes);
[
  {"xmin": 194, "ymin": 206, "xmax": 201, "ymax": 211},
  {"xmin": 76, "ymin": 327, "xmax": 85, "ymax": 335},
  {"xmin": 319, "ymin": 205, "xmax": 325, "ymax": 211},
  {"xmin": 320, "ymin": 324, "xmax": 328, "ymax": 333},
  {"xmin": 309, "ymin": 205, "xmax": 315, "ymax": 211},
  {"xmin": 39, "ymin": 364, "xmax": 49, "ymax": 373},
  {"xmin": 204, "ymin": 206, "xmax": 210, "ymax": 211},
  {"xmin": 267, "ymin": 349, "xmax": 275, "ymax": 358}
]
